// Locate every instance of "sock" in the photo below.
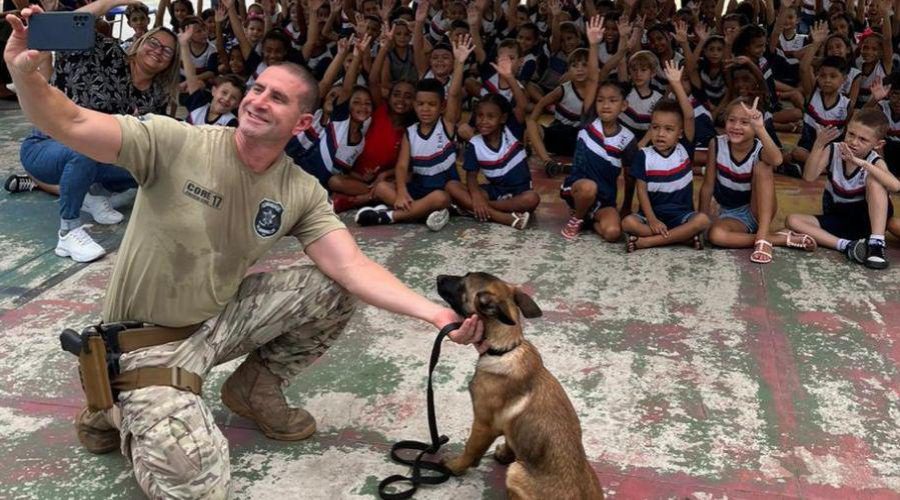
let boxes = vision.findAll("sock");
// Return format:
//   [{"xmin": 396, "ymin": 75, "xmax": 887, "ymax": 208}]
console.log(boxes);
[
  {"xmin": 837, "ymin": 239, "xmax": 851, "ymax": 252},
  {"xmin": 60, "ymin": 217, "xmax": 80, "ymax": 235},
  {"xmin": 869, "ymin": 234, "xmax": 885, "ymax": 246}
]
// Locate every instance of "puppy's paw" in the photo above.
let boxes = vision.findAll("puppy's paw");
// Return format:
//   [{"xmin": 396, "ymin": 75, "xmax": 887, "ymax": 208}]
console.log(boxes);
[
  {"xmin": 493, "ymin": 443, "xmax": 516, "ymax": 465},
  {"xmin": 442, "ymin": 455, "xmax": 470, "ymax": 476}
]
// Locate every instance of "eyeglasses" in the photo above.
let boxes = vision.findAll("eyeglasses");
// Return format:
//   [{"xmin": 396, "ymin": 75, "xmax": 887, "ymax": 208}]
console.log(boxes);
[{"xmin": 144, "ymin": 37, "xmax": 175, "ymax": 58}]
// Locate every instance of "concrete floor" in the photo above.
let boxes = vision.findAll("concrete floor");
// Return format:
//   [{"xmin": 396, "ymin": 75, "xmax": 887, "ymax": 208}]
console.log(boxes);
[{"xmin": 1, "ymin": 102, "xmax": 899, "ymax": 499}]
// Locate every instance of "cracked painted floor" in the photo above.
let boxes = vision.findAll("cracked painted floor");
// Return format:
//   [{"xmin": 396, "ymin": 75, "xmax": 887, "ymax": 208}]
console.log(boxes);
[{"xmin": 0, "ymin": 103, "xmax": 899, "ymax": 499}]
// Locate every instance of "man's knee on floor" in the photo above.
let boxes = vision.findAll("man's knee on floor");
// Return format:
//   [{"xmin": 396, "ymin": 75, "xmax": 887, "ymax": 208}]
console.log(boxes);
[{"xmin": 131, "ymin": 415, "xmax": 230, "ymax": 498}]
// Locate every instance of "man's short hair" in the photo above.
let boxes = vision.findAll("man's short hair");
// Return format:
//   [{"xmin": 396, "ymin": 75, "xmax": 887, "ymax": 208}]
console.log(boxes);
[
  {"xmin": 275, "ymin": 63, "xmax": 320, "ymax": 113},
  {"xmin": 850, "ymin": 108, "xmax": 889, "ymax": 139}
]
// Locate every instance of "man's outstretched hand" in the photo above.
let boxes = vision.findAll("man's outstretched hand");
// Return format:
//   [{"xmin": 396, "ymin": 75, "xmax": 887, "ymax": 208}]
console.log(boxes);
[{"xmin": 4, "ymin": 6, "xmax": 52, "ymax": 76}]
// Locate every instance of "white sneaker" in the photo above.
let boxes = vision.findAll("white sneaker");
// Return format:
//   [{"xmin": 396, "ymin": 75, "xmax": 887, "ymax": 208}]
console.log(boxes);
[
  {"xmin": 81, "ymin": 193, "xmax": 124, "ymax": 225},
  {"xmin": 108, "ymin": 188, "xmax": 137, "ymax": 209},
  {"xmin": 55, "ymin": 226, "xmax": 105, "ymax": 262},
  {"xmin": 426, "ymin": 208, "xmax": 450, "ymax": 231}
]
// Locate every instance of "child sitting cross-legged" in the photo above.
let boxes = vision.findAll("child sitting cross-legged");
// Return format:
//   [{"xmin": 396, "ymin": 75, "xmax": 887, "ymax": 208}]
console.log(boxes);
[
  {"xmin": 785, "ymin": 109, "xmax": 896, "ymax": 269},
  {"xmin": 445, "ymin": 54, "xmax": 540, "ymax": 230},
  {"xmin": 700, "ymin": 97, "xmax": 816, "ymax": 264},
  {"xmin": 526, "ymin": 15, "xmax": 629, "ymax": 177},
  {"xmin": 622, "ymin": 61, "xmax": 711, "ymax": 252},
  {"xmin": 355, "ymin": 35, "xmax": 474, "ymax": 230},
  {"xmin": 559, "ymin": 79, "xmax": 637, "ymax": 242}
]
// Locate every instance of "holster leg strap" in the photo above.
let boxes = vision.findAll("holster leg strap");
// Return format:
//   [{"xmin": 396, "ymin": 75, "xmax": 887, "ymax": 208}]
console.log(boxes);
[{"xmin": 112, "ymin": 367, "xmax": 203, "ymax": 396}]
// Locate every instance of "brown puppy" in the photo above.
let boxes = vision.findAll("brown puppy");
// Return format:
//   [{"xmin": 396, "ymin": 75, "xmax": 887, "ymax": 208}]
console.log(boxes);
[{"xmin": 436, "ymin": 273, "xmax": 604, "ymax": 500}]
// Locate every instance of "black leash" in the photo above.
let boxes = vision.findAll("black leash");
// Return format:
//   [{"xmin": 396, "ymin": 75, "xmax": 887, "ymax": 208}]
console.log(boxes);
[{"xmin": 378, "ymin": 321, "xmax": 462, "ymax": 499}]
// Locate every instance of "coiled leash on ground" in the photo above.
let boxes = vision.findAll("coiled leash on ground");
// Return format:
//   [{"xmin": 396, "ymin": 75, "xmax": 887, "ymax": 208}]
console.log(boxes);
[{"xmin": 378, "ymin": 322, "xmax": 462, "ymax": 499}]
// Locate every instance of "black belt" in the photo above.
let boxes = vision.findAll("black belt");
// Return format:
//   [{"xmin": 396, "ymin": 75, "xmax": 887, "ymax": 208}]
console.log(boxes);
[{"xmin": 378, "ymin": 322, "xmax": 462, "ymax": 499}]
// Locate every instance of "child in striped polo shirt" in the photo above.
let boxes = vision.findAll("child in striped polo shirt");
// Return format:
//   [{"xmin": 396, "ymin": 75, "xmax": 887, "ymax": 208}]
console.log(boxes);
[
  {"xmin": 699, "ymin": 97, "xmax": 813, "ymax": 264},
  {"xmin": 559, "ymin": 79, "xmax": 637, "ymax": 242},
  {"xmin": 785, "ymin": 109, "xmax": 897, "ymax": 269},
  {"xmin": 355, "ymin": 35, "xmax": 474, "ymax": 231},
  {"xmin": 446, "ymin": 55, "xmax": 540, "ymax": 230},
  {"xmin": 622, "ymin": 61, "xmax": 711, "ymax": 252}
]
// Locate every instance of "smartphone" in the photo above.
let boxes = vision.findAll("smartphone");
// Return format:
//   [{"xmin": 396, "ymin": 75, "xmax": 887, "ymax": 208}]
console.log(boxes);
[{"xmin": 27, "ymin": 12, "xmax": 95, "ymax": 52}]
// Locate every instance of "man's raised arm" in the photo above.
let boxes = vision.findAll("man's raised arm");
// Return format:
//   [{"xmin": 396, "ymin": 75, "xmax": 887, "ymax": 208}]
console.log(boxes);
[{"xmin": 4, "ymin": 7, "xmax": 122, "ymax": 164}]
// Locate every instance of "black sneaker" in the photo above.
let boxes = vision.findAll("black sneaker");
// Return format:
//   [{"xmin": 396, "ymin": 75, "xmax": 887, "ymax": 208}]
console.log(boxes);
[
  {"xmin": 865, "ymin": 241, "xmax": 889, "ymax": 269},
  {"xmin": 544, "ymin": 160, "xmax": 564, "ymax": 178},
  {"xmin": 844, "ymin": 239, "xmax": 867, "ymax": 264},
  {"xmin": 4, "ymin": 174, "xmax": 35, "ymax": 193},
  {"xmin": 356, "ymin": 209, "xmax": 391, "ymax": 226}
]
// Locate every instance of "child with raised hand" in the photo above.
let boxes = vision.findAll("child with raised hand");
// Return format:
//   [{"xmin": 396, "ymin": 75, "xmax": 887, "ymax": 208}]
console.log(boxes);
[
  {"xmin": 622, "ymin": 61, "xmax": 711, "ymax": 252},
  {"xmin": 700, "ymin": 98, "xmax": 812, "ymax": 263},
  {"xmin": 785, "ymin": 110, "xmax": 895, "ymax": 269},
  {"xmin": 445, "ymin": 55, "xmax": 540, "ymax": 230},
  {"xmin": 529, "ymin": 16, "xmax": 632, "ymax": 178},
  {"xmin": 803, "ymin": 21, "xmax": 861, "ymax": 109},
  {"xmin": 356, "ymin": 34, "xmax": 473, "ymax": 230},
  {"xmin": 412, "ymin": 0, "xmax": 454, "ymax": 98},
  {"xmin": 559, "ymin": 79, "xmax": 638, "ymax": 242},
  {"xmin": 865, "ymin": 73, "xmax": 900, "ymax": 175},
  {"xmin": 788, "ymin": 53, "xmax": 850, "ymax": 168},
  {"xmin": 855, "ymin": 0, "xmax": 894, "ymax": 107},
  {"xmin": 178, "ymin": 25, "xmax": 244, "ymax": 127},
  {"xmin": 287, "ymin": 34, "xmax": 375, "ymax": 191}
]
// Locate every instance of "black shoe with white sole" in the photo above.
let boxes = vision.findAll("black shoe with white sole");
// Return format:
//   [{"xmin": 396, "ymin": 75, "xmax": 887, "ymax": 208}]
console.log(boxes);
[{"xmin": 865, "ymin": 241, "xmax": 889, "ymax": 269}]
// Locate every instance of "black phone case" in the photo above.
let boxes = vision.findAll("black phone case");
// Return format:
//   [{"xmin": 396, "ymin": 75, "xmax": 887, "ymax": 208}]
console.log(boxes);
[{"xmin": 27, "ymin": 12, "xmax": 95, "ymax": 51}]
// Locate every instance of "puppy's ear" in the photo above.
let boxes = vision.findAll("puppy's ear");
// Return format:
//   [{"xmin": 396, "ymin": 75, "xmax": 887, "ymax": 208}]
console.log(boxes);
[
  {"xmin": 476, "ymin": 291, "xmax": 517, "ymax": 326},
  {"xmin": 514, "ymin": 288, "xmax": 542, "ymax": 318}
]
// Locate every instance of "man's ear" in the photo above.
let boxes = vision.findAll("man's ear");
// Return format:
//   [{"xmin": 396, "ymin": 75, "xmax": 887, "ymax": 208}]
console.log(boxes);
[
  {"xmin": 514, "ymin": 288, "xmax": 542, "ymax": 318},
  {"xmin": 476, "ymin": 291, "xmax": 517, "ymax": 325},
  {"xmin": 291, "ymin": 112, "xmax": 314, "ymax": 137}
]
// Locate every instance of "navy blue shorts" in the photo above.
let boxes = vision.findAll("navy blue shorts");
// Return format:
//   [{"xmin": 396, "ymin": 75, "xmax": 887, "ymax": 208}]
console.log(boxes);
[
  {"xmin": 816, "ymin": 200, "xmax": 894, "ymax": 240},
  {"xmin": 480, "ymin": 182, "xmax": 532, "ymax": 201},
  {"xmin": 407, "ymin": 181, "xmax": 444, "ymax": 200},
  {"xmin": 635, "ymin": 209, "xmax": 696, "ymax": 229}
]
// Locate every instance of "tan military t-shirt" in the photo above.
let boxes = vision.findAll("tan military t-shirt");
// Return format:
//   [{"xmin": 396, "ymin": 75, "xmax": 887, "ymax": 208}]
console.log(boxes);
[{"xmin": 102, "ymin": 114, "xmax": 345, "ymax": 327}]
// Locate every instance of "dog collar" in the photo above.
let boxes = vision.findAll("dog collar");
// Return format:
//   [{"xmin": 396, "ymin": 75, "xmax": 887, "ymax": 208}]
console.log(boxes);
[{"xmin": 483, "ymin": 342, "xmax": 521, "ymax": 357}]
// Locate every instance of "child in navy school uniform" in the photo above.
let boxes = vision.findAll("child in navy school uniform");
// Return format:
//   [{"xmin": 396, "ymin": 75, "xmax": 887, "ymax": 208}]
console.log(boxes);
[
  {"xmin": 178, "ymin": 25, "xmax": 244, "ymax": 127},
  {"xmin": 789, "ymin": 55, "xmax": 850, "ymax": 167},
  {"xmin": 700, "ymin": 97, "xmax": 815, "ymax": 264},
  {"xmin": 618, "ymin": 51, "xmax": 664, "ymax": 140},
  {"xmin": 622, "ymin": 61, "xmax": 711, "ymax": 251},
  {"xmin": 446, "ymin": 56, "xmax": 540, "ymax": 230},
  {"xmin": 287, "ymin": 35, "xmax": 374, "ymax": 192},
  {"xmin": 785, "ymin": 109, "xmax": 897, "ymax": 269},
  {"xmin": 560, "ymin": 79, "xmax": 637, "ymax": 242},
  {"xmin": 356, "ymin": 35, "xmax": 474, "ymax": 230},
  {"xmin": 527, "ymin": 15, "xmax": 628, "ymax": 177}
]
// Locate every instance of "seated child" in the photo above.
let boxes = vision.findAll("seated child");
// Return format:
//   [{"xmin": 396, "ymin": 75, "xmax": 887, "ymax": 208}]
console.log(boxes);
[
  {"xmin": 446, "ymin": 57, "xmax": 540, "ymax": 230},
  {"xmin": 785, "ymin": 109, "xmax": 895, "ymax": 269},
  {"xmin": 622, "ymin": 61, "xmax": 712, "ymax": 251},
  {"xmin": 355, "ymin": 35, "xmax": 473, "ymax": 230},
  {"xmin": 700, "ymin": 97, "xmax": 815, "ymax": 263},
  {"xmin": 560, "ymin": 79, "xmax": 637, "ymax": 242},
  {"xmin": 618, "ymin": 51, "xmax": 664, "ymax": 140},
  {"xmin": 789, "ymin": 56, "xmax": 850, "ymax": 167},
  {"xmin": 179, "ymin": 25, "xmax": 243, "ymax": 127},
  {"xmin": 286, "ymin": 35, "xmax": 374, "ymax": 192},
  {"xmin": 527, "ymin": 15, "xmax": 629, "ymax": 177}
]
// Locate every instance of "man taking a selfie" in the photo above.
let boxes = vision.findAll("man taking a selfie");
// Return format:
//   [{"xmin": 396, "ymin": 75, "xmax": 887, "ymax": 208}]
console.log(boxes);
[{"xmin": 4, "ymin": 6, "xmax": 485, "ymax": 498}]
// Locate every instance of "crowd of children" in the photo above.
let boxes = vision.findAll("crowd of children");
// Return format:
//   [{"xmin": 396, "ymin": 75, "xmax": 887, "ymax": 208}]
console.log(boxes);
[{"xmin": 3, "ymin": 0, "xmax": 900, "ymax": 269}]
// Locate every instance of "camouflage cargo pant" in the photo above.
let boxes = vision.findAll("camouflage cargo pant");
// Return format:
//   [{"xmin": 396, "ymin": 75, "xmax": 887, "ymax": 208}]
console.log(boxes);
[{"xmin": 105, "ymin": 262, "xmax": 357, "ymax": 499}]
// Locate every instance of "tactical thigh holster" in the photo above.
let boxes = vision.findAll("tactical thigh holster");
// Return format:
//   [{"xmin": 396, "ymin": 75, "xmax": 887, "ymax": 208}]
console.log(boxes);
[{"xmin": 60, "ymin": 322, "xmax": 203, "ymax": 411}]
